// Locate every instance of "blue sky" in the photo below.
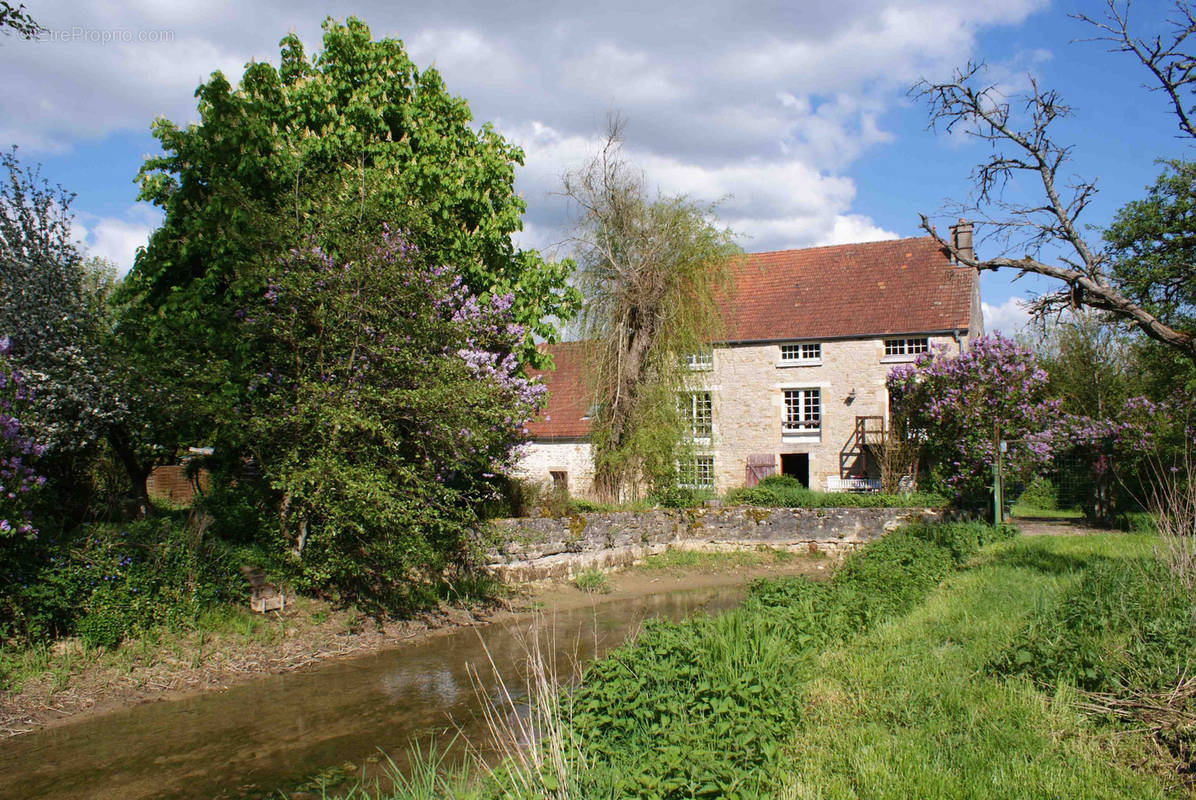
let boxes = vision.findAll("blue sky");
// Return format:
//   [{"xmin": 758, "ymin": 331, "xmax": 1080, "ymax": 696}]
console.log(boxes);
[{"xmin": 3, "ymin": 0, "xmax": 1190, "ymax": 336}]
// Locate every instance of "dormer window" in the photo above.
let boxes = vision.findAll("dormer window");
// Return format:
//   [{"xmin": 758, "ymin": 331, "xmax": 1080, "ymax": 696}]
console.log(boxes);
[{"xmin": 779, "ymin": 342, "xmax": 821, "ymax": 366}]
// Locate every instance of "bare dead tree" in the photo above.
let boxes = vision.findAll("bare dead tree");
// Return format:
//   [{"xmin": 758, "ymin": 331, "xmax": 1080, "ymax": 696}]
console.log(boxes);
[
  {"xmin": 912, "ymin": 1, "xmax": 1196, "ymax": 364},
  {"xmin": 1076, "ymin": 0, "xmax": 1196, "ymax": 141}
]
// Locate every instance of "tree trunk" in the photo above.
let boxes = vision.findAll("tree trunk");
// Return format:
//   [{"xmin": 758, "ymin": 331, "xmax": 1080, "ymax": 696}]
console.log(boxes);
[{"xmin": 108, "ymin": 424, "xmax": 151, "ymax": 517}]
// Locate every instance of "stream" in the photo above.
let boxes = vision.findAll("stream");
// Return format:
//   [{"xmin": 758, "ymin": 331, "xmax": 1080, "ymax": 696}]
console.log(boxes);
[{"xmin": 0, "ymin": 584, "xmax": 746, "ymax": 799}]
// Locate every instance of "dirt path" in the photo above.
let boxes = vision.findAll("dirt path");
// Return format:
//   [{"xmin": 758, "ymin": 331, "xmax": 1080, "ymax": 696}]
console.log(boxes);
[
  {"xmin": 1011, "ymin": 515, "xmax": 1109, "ymax": 537},
  {"xmin": 0, "ymin": 553, "xmax": 826, "ymax": 740}
]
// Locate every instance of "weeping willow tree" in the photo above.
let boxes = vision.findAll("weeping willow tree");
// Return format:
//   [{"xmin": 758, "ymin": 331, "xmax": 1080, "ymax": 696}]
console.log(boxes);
[{"xmin": 564, "ymin": 121, "xmax": 739, "ymax": 502}]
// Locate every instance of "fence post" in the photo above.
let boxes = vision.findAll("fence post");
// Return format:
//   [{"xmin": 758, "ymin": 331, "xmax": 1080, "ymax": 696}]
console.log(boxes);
[{"xmin": 992, "ymin": 423, "xmax": 1004, "ymax": 525}]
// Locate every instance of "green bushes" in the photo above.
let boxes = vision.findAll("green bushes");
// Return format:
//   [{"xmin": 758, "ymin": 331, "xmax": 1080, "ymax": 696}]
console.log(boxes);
[
  {"xmin": 993, "ymin": 556, "xmax": 1196, "ymax": 693},
  {"xmin": 552, "ymin": 521, "xmax": 1011, "ymax": 798},
  {"xmin": 725, "ymin": 474, "xmax": 945, "ymax": 509},
  {"xmin": 1, "ymin": 515, "xmax": 251, "ymax": 648},
  {"xmin": 1016, "ymin": 475, "xmax": 1060, "ymax": 511}
]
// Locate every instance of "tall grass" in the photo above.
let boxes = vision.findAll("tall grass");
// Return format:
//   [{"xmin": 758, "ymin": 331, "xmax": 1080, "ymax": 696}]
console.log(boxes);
[
  {"xmin": 1145, "ymin": 445, "xmax": 1196, "ymax": 589},
  {"xmin": 330, "ymin": 526, "xmax": 1184, "ymax": 799},
  {"xmin": 465, "ymin": 620, "xmax": 589, "ymax": 799}
]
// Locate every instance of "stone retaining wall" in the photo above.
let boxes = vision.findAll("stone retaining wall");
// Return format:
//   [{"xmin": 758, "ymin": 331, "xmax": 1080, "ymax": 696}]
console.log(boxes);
[{"xmin": 487, "ymin": 505, "xmax": 941, "ymax": 581}]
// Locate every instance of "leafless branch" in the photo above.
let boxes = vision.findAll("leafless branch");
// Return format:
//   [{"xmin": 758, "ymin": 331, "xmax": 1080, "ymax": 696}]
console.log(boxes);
[
  {"xmin": 1075, "ymin": 0, "xmax": 1196, "ymax": 141},
  {"xmin": 913, "ymin": 56, "xmax": 1196, "ymax": 363}
]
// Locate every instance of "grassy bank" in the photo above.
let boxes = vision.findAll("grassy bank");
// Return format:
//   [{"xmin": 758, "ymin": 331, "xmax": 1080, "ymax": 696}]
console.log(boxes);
[{"xmin": 341, "ymin": 527, "xmax": 1190, "ymax": 800}]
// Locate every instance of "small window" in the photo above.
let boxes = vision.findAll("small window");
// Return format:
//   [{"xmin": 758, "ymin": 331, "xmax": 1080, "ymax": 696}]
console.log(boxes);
[
  {"xmin": 681, "ymin": 392, "xmax": 713, "ymax": 440},
  {"xmin": 779, "ymin": 342, "xmax": 821, "ymax": 365},
  {"xmin": 883, "ymin": 337, "xmax": 929, "ymax": 358},
  {"xmin": 783, "ymin": 388, "xmax": 821, "ymax": 433},
  {"xmin": 679, "ymin": 456, "xmax": 714, "ymax": 489},
  {"xmin": 550, "ymin": 470, "xmax": 568, "ymax": 493},
  {"xmin": 685, "ymin": 348, "xmax": 713, "ymax": 371}
]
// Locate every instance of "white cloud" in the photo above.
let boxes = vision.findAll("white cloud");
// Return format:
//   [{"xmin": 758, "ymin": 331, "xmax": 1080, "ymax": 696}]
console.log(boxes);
[
  {"xmin": 74, "ymin": 206, "xmax": 162, "ymax": 274},
  {"xmin": 1, "ymin": 0, "xmax": 1050, "ymax": 252},
  {"xmin": 507, "ymin": 120, "xmax": 894, "ymax": 251},
  {"xmin": 982, "ymin": 297, "xmax": 1032, "ymax": 336}
]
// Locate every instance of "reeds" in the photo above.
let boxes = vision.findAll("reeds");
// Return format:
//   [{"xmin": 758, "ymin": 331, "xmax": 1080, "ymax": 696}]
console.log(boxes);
[
  {"xmin": 463, "ymin": 613, "xmax": 591, "ymax": 799},
  {"xmin": 1144, "ymin": 443, "xmax": 1196, "ymax": 589}
]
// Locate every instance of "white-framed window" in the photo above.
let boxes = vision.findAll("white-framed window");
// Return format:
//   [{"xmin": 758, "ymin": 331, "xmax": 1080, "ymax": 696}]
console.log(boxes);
[
  {"xmin": 681, "ymin": 391, "xmax": 713, "ymax": 441},
  {"xmin": 679, "ymin": 455, "xmax": 714, "ymax": 489},
  {"xmin": 783, "ymin": 388, "xmax": 821, "ymax": 434},
  {"xmin": 684, "ymin": 348, "xmax": 713, "ymax": 371},
  {"xmin": 883, "ymin": 337, "xmax": 929, "ymax": 359},
  {"xmin": 779, "ymin": 342, "xmax": 821, "ymax": 366}
]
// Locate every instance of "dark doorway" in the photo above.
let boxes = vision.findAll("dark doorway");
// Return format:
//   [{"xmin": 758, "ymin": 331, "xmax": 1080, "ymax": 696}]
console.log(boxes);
[{"xmin": 780, "ymin": 453, "xmax": 809, "ymax": 488}]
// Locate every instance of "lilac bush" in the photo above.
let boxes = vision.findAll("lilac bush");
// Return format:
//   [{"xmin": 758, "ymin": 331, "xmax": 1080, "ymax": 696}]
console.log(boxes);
[
  {"xmin": 887, "ymin": 335, "xmax": 1058, "ymax": 508},
  {"xmin": 0, "ymin": 336, "xmax": 45, "ymax": 542},
  {"xmin": 0, "ymin": 150, "xmax": 127, "ymax": 515},
  {"xmin": 241, "ymin": 227, "xmax": 545, "ymax": 606}
]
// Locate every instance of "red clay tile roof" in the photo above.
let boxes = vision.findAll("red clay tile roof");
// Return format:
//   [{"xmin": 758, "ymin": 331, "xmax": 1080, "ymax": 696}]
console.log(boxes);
[
  {"xmin": 525, "ymin": 340, "xmax": 595, "ymax": 439},
  {"xmin": 720, "ymin": 236, "xmax": 975, "ymax": 342},
  {"xmin": 526, "ymin": 237, "xmax": 978, "ymax": 439}
]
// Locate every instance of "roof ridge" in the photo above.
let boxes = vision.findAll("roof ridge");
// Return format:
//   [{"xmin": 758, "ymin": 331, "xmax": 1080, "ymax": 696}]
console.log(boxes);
[{"xmin": 737, "ymin": 235, "xmax": 936, "ymax": 259}]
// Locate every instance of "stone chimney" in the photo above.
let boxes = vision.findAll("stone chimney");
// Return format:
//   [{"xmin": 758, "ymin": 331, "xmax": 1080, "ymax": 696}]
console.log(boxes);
[{"xmin": 950, "ymin": 218, "xmax": 974, "ymax": 264}]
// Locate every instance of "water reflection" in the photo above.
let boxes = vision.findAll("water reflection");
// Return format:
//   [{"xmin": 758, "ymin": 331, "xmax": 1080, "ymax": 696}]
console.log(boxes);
[{"xmin": 0, "ymin": 586, "xmax": 742, "ymax": 800}]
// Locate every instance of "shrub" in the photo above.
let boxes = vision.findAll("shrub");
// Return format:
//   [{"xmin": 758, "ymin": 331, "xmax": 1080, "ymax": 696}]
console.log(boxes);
[
  {"xmin": 725, "ymin": 474, "xmax": 945, "ymax": 509},
  {"xmin": 992, "ymin": 556, "xmax": 1196, "ymax": 693},
  {"xmin": 573, "ymin": 569, "xmax": 610, "ymax": 594},
  {"xmin": 1016, "ymin": 475, "xmax": 1060, "ymax": 511},
  {"xmin": 1, "ymin": 515, "xmax": 251, "ymax": 645}
]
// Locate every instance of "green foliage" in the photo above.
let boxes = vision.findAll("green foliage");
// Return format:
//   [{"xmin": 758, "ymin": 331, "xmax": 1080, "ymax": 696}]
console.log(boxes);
[
  {"xmin": 573, "ymin": 568, "xmax": 610, "ymax": 594},
  {"xmin": 1015, "ymin": 475, "xmax": 1060, "ymax": 511},
  {"xmin": 0, "ymin": 515, "xmax": 251, "ymax": 646},
  {"xmin": 777, "ymin": 534, "xmax": 1170, "ymax": 799},
  {"xmin": 126, "ymin": 17, "xmax": 575, "ymax": 370},
  {"xmin": 114, "ymin": 16, "xmax": 578, "ymax": 519},
  {"xmin": 546, "ymin": 522, "xmax": 1010, "ymax": 798},
  {"xmin": 1034, "ymin": 312, "xmax": 1135, "ymax": 420},
  {"xmin": 567, "ymin": 126, "xmax": 738, "ymax": 500},
  {"xmin": 993, "ymin": 556, "xmax": 1196, "ymax": 693},
  {"xmin": 652, "ymin": 484, "xmax": 712, "ymax": 509},
  {"xmin": 1105, "ymin": 160, "xmax": 1196, "ymax": 338},
  {"xmin": 0, "ymin": 150, "xmax": 130, "ymax": 522},
  {"xmin": 724, "ymin": 474, "xmax": 945, "ymax": 509}
]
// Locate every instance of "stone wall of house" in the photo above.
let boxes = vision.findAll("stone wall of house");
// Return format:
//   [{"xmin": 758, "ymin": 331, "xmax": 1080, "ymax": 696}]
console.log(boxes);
[
  {"xmin": 706, "ymin": 335, "xmax": 963, "ymax": 493},
  {"xmin": 514, "ymin": 333, "xmax": 971, "ymax": 499},
  {"xmin": 486, "ymin": 505, "xmax": 941, "ymax": 581},
  {"xmin": 512, "ymin": 439, "xmax": 594, "ymax": 497}
]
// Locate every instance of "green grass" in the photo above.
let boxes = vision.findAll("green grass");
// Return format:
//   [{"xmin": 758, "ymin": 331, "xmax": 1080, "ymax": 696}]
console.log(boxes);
[
  {"xmin": 572, "ymin": 568, "xmax": 611, "ymax": 593},
  {"xmin": 779, "ymin": 534, "xmax": 1167, "ymax": 799},
  {"xmin": 329, "ymin": 530, "xmax": 1182, "ymax": 799},
  {"xmin": 636, "ymin": 546, "xmax": 800, "ymax": 571}
]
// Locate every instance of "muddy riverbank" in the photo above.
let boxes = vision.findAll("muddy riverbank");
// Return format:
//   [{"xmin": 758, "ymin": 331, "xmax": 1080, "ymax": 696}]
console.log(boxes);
[
  {"xmin": 0, "ymin": 552, "xmax": 826, "ymax": 741},
  {"xmin": 0, "ymin": 554, "xmax": 826, "ymax": 800}
]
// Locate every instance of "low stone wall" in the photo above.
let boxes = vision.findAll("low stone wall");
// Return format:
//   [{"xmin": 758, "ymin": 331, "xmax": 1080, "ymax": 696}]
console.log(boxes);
[{"xmin": 486, "ymin": 505, "xmax": 941, "ymax": 581}]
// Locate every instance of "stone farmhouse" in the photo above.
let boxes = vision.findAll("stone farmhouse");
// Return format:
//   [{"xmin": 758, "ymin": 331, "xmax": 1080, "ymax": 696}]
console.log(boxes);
[{"xmin": 515, "ymin": 228, "xmax": 983, "ymax": 498}]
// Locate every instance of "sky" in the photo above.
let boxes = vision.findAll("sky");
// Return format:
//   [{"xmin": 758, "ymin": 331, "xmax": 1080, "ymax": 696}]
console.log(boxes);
[{"xmin": 2, "ymin": 0, "xmax": 1192, "ymax": 336}]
